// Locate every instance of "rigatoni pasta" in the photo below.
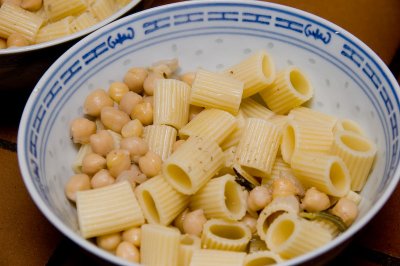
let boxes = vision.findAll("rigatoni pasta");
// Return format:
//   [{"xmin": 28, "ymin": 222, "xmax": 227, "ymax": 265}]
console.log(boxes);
[
  {"xmin": 243, "ymin": 251, "xmax": 284, "ymax": 266},
  {"xmin": 35, "ymin": 16, "xmax": 73, "ymax": 43},
  {"xmin": 143, "ymin": 124, "xmax": 177, "ymax": 161},
  {"xmin": 190, "ymin": 249, "xmax": 246, "ymax": 266},
  {"xmin": 179, "ymin": 234, "xmax": 201, "ymax": 266},
  {"xmin": 43, "ymin": 0, "xmax": 87, "ymax": 21},
  {"xmin": 240, "ymin": 97, "xmax": 275, "ymax": 120},
  {"xmin": 288, "ymin": 106, "xmax": 338, "ymax": 131}
]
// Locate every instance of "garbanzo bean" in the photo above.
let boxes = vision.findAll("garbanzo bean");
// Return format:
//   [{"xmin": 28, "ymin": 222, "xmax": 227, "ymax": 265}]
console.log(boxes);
[
  {"xmin": 7, "ymin": 32, "xmax": 29, "ymax": 47},
  {"xmin": 173, "ymin": 208, "xmax": 189, "ymax": 233},
  {"xmin": 138, "ymin": 151, "xmax": 162, "ymax": 178},
  {"xmin": 119, "ymin": 91, "xmax": 143, "ymax": 115},
  {"xmin": 142, "ymin": 96, "xmax": 153, "ymax": 108},
  {"xmin": 130, "ymin": 102, "xmax": 153, "ymax": 126},
  {"xmin": 272, "ymin": 177, "xmax": 297, "ymax": 198},
  {"xmin": 65, "ymin": 173, "xmax": 91, "ymax": 201},
  {"xmin": 81, "ymin": 153, "xmax": 106, "ymax": 175},
  {"xmin": 122, "ymin": 227, "xmax": 141, "ymax": 247},
  {"xmin": 20, "ymin": 0, "xmax": 43, "ymax": 11},
  {"xmin": 330, "ymin": 198, "xmax": 358, "ymax": 226},
  {"xmin": 84, "ymin": 89, "xmax": 114, "ymax": 117},
  {"xmin": 70, "ymin": 117, "xmax": 96, "ymax": 144},
  {"xmin": 123, "ymin": 67, "xmax": 148, "ymax": 93},
  {"xmin": 97, "ymin": 232, "xmax": 121, "ymax": 251},
  {"xmin": 143, "ymin": 72, "xmax": 164, "ymax": 96},
  {"xmin": 115, "ymin": 241, "xmax": 140, "ymax": 263},
  {"xmin": 90, "ymin": 130, "xmax": 114, "ymax": 156},
  {"xmin": 241, "ymin": 213, "xmax": 257, "ymax": 234},
  {"xmin": 121, "ymin": 119, "xmax": 143, "ymax": 138},
  {"xmin": 301, "ymin": 187, "xmax": 330, "ymax": 212},
  {"xmin": 108, "ymin": 82, "xmax": 129, "ymax": 103},
  {"xmin": 120, "ymin": 136, "xmax": 148, "ymax": 161},
  {"xmin": 180, "ymin": 72, "xmax": 196, "ymax": 86},
  {"xmin": 182, "ymin": 209, "xmax": 207, "ymax": 237},
  {"xmin": 130, "ymin": 164, "xmax": 148, "ymax": 184},
  {"xmin": 247, "ymin": 186, "xmax": 272, "ymax": 212},
  {"xmin": 115, "ymin": 169, "xmax": 137, "ymax": 190},
  {"xmin": 91, "ymin": 169, "xmax": 115, "ymax": 188},
  {"xmin": 0, "ymin": 38, "xmax": 6, "ymax": 49},
  {"xmin": 151, "ymin": 58, "xmax": 178, "ymax": 77},
  {"xmin": 101, "ymin": 106, "xmax": 130, "ymax": 133},
  {"xmin": 106, "ymin": 149, "xmax": 131, "ymax": 177}
]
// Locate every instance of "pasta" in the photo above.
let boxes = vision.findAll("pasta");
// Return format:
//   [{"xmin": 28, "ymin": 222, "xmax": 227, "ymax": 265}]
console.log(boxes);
[
  {"xmin": 65, "ymin": 53, "xmax": 379, "ymax": 264},
  {"xmin": 259, "ymin": 66, "xmax": 313, "ymax": 115},
  {"xmin": 135, "ymin": 175, "xmax": 189, "ymax": 225},
  {"xmin": 190, "ymin": 174, "xmax": 247, "ymax": 221},
  {"xmin": 179, "ymin": 108, "xmax": 236, "ymax": 145},
  {"xmin": 190, "ymin": 69, "xmax": 244, "ymax": 114},
  {"xmin": 76, "ymin": 181, "xmax": 144, "ymax": 238},
  {"xmin": 70, "ymin": 11, "xmax": 98, "ymax": 33},
  {"xmin": 89, "ymin": 0, "xmax": 116, "ymax": 20},
  {"xmin": 35, "ymin": 16, "xmax": 73, "ymax": 43},
  {"xmin": 201, "ymin": 218, "xmax": 252, "ymax": 251},
  {"xmin": 225, "ymin": 50, "xmax": 276, "ymax": 98},
  {"xmin": 141, "ymin": 224, "xmax": 181, "ymax": 266},
  {"xmin": 43, "ymin": 0, "xmax": 87, "ymax": 21}
]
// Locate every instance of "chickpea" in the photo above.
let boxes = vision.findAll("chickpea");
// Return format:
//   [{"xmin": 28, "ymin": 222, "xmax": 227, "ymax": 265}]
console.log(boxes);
[
  {"xmin": 7, "ymin": 32, "xmax": 29, "ymax": 47},
  {"xmin": 121, "ymin": 119, "xmax": 143, "ymax": 138},
  {"xmin": 301, "ymin": 187, "xmax": 330, "ymax": 212},
  {"xmin": 115, "ymin": 241, "xmax": 140, "ymax": 263},
  {"xmin": 143, "ymin": 72, "xmax": 164, "ymax": 96},
  {"xmin": 122, "ymin": 227, "xmax": 141, "ymax": 247},
  {"xmin": 108, "ymin": 82, "xmax": 129, "ymax": 103},
  {"xmin": 65, "ymin": 173, "xmax": 91, "ymax": 202},
  {"xmin": 70, "ymin": 117, "xmax": 96, "ymax": 144},
  {"xmin": 180, "ymin": 72, "xmax": 196, "ymax": 86},
  {"xmin": 0, "ymin": 38, "xmax": 6, "ymax": 49},
  {"xmin": 247, "ymin": 186, "xmax": 272, "ymax": 212},
  {"xmin": 96, "ymin": 232, "xmax": 121, "ymax": 251},
  {"xmin": 106, "ymin": 149, "xmax": 131, "ymax": 177},
  {"xmin": 84, "ymin": 89, "xmax": 114, "ymax": 117},
  {"xmin": 130, "ymin": 102, "xmax": 153, "ymax": 126},
  {"xmin": 90, "ymin": 130, "xmax": 114, "ymax": 156},
  {"xmin": 241, "ymin": 213, "xmax": 257, "ymax": 234},
  {"xmin": 152, "ymin": 58, "xmax": 179, "ymax": 75},
  {"xmin": 172, "ymin": 139, "xmax": 186, "ymax": 153},
  {"xmin": 182, "ymin": 209, "xmax": 207, "ymax": 237},
  {"xmin": 91, "ymin": 169, "xmax": 115, "ymax": 188},
  {"xmin": 123, "ymin": 67, "xmax": 148, "ymax": 93},
  {"xmin": 81, "ymin": 153, "xmax": 106, "ymax": 175},
  {"xmin": 101, "ymin": 106, "xmax": 130, "ymax": 133},
  {"xmin": 142, "ymin": 96, "xmax": 154, "ymax": 108},
  {"xmin": 272, "ymin": 177, "xmax": 297, "ymax": 198},
  {"xmin": 189, "ymin": 105, "xmax": 204, "ymax": 121},
  {"xmin": 173, "ymin": 208, "xmax": 189, "ymax": 233},
  {"xmin": 20, "ymin": 0, "xmax": 43, "ymax": 11},
  {"xmin": 120, "ymin": 136, "xmax": 148, "ymax": 161},
  {"xmin": 130, "ymin": 164, "xmax": 148, "ymax": 184},
  {"xmin": 119, "ymin": 91, "xmax": 143, "ymax": 115},
  {"xmin": 116, "ymin": 169, "xmax": 137, "ymax": 190},
  {"xmin": 150, "ymin": 64, "xmax": 173, "ymax": 78},
  {"xmin": 138, "ymin": 151, "xmax": 162, "ymax": 178},
  {"xmin": 330, "ymin": 198, "xmax": 358, "ymax": 226}
]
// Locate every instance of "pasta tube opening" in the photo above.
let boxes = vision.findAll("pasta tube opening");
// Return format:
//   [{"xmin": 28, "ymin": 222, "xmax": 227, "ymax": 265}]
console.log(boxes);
[
  {"xmin": 269, "ymin": 219, "xmax": 295, "ymax": 247},
  {"xmin": 289, "ymin": 69, "xmax": 311, "ymax": 96},
  {"xmin": 329, "ymin": 161, "xmax": 349, "ymax": 193},
  {"xmin": 340, "ymin": 134, "xmax": 372, "ymax": 152},
  {"xmin": 264, "ymin": 210, "xmax": 285, "ymax": 233},
  {"xmin": 181, "ymin": 235, "xmax": 195, "ymax": 245},
  {"xmin": 142, "ymin": 190, "xmax": 160, "ymax": 223},
  {"xmin": 246, "ymin": 257, "xmax": 278, "ymax": 266},
  {"xmin": 262, "ymin": 54, "xmax": 274, "ymax": 80},
  {"xmin": 281, "ymin": 124, "xmax": 295, "ymax": 163},
  {"xmin": 225, "ymin": 180, "xmax": 243, "ymax": 214},
  {"xmin": 209, "ymin": 224, "xmax": 247, "ymax": 240},
  {"xmin": 244, "ymin": 251, "xmax": 284, "ymax": 266},
  {"xmin": 336, "ymin": 119, "xmax": 364, "ymax": 135},
  {"xmin": 166, "ymin": 164, "xmax": 192, "ymax": 189}
]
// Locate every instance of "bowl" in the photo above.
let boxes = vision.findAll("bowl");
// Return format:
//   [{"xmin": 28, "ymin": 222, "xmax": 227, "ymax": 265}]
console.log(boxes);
[
  {"xmin": 17, "ymin": 0, "xmax": 400, "ymax": 265},
  {"xmin": 0, "ymin": 0, "xmax": 142, "ymax": 93}
]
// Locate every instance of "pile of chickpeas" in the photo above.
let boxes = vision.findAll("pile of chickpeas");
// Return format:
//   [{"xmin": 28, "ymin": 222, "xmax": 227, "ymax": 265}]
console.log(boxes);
[
  {"xmin": 65, "ymin": 58, "xmax": 359, "ymax": 263},
  {"xmin": 65, "ymin": 58, "xmax": 199, "ymax": 263}
]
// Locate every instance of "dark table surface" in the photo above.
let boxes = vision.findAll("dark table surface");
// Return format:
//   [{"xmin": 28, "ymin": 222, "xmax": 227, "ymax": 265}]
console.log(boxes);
[{"xmin": 1, "ymin": 0, "xmax": 399, "ymax": 265}]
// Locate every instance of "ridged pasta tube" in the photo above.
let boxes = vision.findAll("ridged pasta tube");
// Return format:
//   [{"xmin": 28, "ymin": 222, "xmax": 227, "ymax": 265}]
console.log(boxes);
[
  {"xmin": 310, "ymin": 219, "xmax": 340, "ymax": 238},
  {"xmin": 235, "ymin": 118, "xmax": 281, "ymax": 177},
  {"xmin": 143, "ymin": 124, "xmax": 177, "ymax": 161},
  {"xmin": 220, "ymin": 110, "xmax": 246, "ymax": 150},
  {"xmin": 201, "ymin": 219, "xmax": 252, "ymax": 251},
  {"xmin": 179, "ymin": 234, "xmax": 201, "ymax": 266},
  {"xmin": 290, "ymin": 151, "xmax": 351, "ymax": 197},
  {"xmin": 89, "ymin": 0, "xmax": 116, "ymax": 20},
  {"xmin": 179, "ymin": 108, "xmax": 236, "ymax": 145},
  {"xmin": 0, "ymin": 3, "xmax": 44, "ymax": 42},
  {"xmin": 190, "ymin": 69, "xmax": 244, "ymax": 115},
  {"xmin": 135, "ymin": 175, "xmax": 189, "ymax": 225},
  {"xmin": 190, "ymin": 249, "xmax": 246, "ymax": 266},
  {"xmin": 265, "ymin": 213, "xmax": 332, "ymax": 259},
  {"xmin": 43, "ymin": 0, "xmax": 87, "ymax": 21},
  {"xmin": 225, "ymin": 50, "xmax": 276, "ymax": 98},
  {"xmin": 345, "ymin": 190, "xmax": 362, "ymax": 205},
  {"xmin": 333, "ymin": 118, "xmax": 365, "ymax": 136},
  {"xmin": 240, "ymin": 98, "xmax": 275, "ymax": 120},
  {"xmin": 190, "ymin": 174, "xmax": 247, "ymax": 221},
  {"xmin": 141, "ymin": 224, "xmax": 181, "ymax": 266},
  {"xmin": 256, "ymin": 195, "xmax": 300, "ymax": 240},
  {"xmin": 162, "ymin": 136, "xmax": 224, "ymax": 195},
  {"xmin": 280, "ymin": 120, "xmax": 333, "ymax": 164},
  {"xmin": 243, "ymin": 251, "xmax": 284, "ymax": 266},
  {"xmin": 71, "ymin": 11, "xmax": 98, "ymax": 33},
  {"xmin": 76, "ymin": 181, "xmax": 144, "ymax": 238},
  {"xmin": 154, "ymin": 79, "xmax": 191, "ymax": 129},
  {"xmin": 36, "ymin": 16, "xmax": 73, "ymax": 43},
  {"xmin": 72, "ymin": 144, "xmax": 92, "ymax": 173},
  {"xmin": 288, "ymin": 107, "xmax": 338, "ymax": 131},
  {"xmin": 266, "ymin": 115, "xmax": 291, "ymax": 132},
  {"xmin": 262, "ymin": 157, "xmax": 294, "ymax": 184},
  {"xmin": 259, "ymin": 66, "xmax": 313, "ymax": 115},
  {"xmin": 330, "ymin": 130, "xmax": 377, "ymax": 191}
]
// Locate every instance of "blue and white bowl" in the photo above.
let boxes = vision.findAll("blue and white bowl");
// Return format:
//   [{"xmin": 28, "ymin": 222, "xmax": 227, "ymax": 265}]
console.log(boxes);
[{"xmin": 17, "ymin": 1, "xmax": 400, "ymax": 265}]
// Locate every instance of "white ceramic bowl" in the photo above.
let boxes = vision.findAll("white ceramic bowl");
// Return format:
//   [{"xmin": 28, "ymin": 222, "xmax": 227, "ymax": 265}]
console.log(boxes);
[{"xmin": 17, "ymin": 1, "xmax": 400, "ymax": 265}]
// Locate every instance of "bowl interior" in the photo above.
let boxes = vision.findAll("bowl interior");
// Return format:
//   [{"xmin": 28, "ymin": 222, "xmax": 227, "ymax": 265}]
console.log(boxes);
[{"xmin": 18, "ymin": 1, "xmax": 400, "ymax": 265}]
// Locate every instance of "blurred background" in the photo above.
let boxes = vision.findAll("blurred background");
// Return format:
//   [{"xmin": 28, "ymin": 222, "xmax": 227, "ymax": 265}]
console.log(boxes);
[{"xmin": 0, "ymin": 0, "xmax": 399, "ymax": 265}]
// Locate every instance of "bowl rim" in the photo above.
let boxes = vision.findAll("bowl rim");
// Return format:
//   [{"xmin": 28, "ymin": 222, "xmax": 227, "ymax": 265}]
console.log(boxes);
[
  {"xmin": 17, "ymin": 0, "xmax": 400, "ymax": 265},
  {"xmin": 0, "ymin": 0, "xmax": 142, "ymax": 55}
]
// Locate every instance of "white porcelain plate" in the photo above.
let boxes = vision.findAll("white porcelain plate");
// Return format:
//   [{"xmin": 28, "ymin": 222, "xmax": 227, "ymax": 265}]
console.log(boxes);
[{"xmin": 18, "ymin": 1, "xmax": 400, "ymax": 265}]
